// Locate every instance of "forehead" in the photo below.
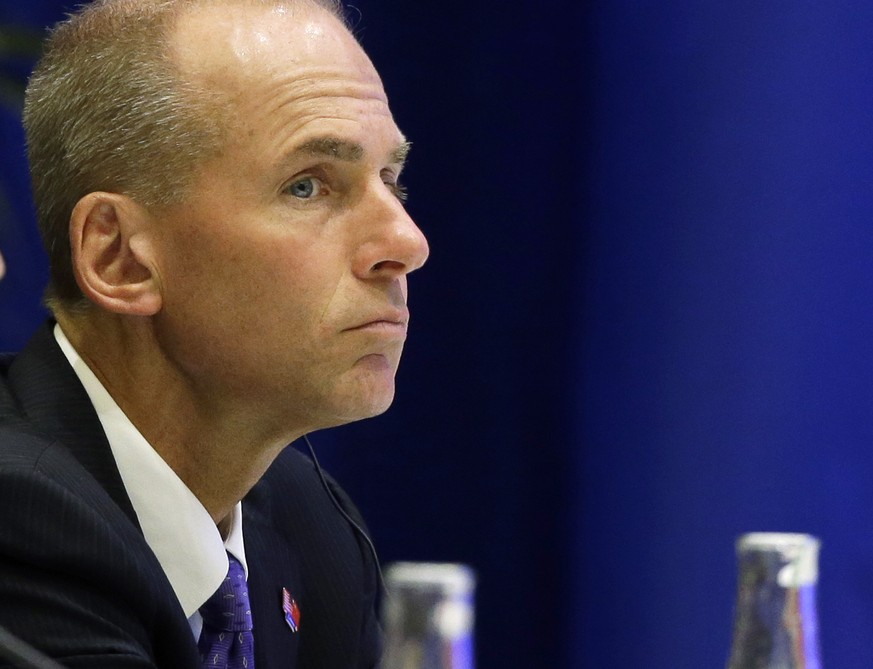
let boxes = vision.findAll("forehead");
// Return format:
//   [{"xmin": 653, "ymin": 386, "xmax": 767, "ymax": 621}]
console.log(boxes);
[{"xmin": 171, "ymin": 3, "xmax": 385, "ymax": 104}]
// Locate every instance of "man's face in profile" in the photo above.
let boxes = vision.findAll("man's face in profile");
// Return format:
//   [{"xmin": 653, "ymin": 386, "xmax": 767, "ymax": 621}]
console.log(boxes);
[{"xmin": 145, "ymin": 3, "xmax": 429, "ymax": 435}]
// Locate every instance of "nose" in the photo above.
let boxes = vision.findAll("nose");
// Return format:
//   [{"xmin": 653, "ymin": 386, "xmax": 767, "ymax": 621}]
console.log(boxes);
[{"xmin": 354, "ymin": 184, "xmax": 429, "ymax": 280}]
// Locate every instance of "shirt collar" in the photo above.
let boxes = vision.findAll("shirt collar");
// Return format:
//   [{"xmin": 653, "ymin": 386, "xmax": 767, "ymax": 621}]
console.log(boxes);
[{"xmin": 54, "ymin": 324, "xmax": 247, "ymax": 617}]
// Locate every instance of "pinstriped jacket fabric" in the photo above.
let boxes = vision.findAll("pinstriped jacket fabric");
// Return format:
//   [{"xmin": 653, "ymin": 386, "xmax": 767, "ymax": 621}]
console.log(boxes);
[{"xmin": 0, "ymin": 323, "xmax": 381, "ymax": 669}]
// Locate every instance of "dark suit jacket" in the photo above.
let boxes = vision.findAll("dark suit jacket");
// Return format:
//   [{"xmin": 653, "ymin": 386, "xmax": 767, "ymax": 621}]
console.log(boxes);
[{"xmin": 0, "ymin": 323, "xmax": 382, "ymax": 668}]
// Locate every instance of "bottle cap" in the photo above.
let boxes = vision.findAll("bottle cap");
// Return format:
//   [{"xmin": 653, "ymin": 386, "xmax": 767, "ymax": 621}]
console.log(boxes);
[{"xmin": 736, "ymin": 532, "xmax": 820, "ymax": 587}]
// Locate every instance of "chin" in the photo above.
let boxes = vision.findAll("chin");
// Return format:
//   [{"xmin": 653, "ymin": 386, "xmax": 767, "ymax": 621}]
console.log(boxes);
[
  {"xmin": 328, "ymin": 384, "xmax": 396, "ymax": 426},
  {"xmin": 347, "ymin": 391, "xmax": 396, "ymax": 423},
  {"xmin": 316, "ymin": 356, "xmax": 400, "ymax": 426}
]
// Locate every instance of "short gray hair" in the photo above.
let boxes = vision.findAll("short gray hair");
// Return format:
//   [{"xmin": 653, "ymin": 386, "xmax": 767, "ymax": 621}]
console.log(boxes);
[{"xmin": 23, "ymin": 0, "xmax": 346, "ymax": 312}]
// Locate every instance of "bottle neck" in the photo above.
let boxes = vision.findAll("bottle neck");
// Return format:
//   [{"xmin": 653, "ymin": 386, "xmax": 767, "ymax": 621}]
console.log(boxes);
[{"xmin": 727, "ymin": 535, "xmax": 822, "ymax": 669}]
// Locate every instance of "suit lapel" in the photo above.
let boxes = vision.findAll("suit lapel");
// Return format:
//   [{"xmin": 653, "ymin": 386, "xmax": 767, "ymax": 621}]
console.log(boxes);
[{"xmin": 5, "ymin": 322, "xmax": 140, "ymax": 529}]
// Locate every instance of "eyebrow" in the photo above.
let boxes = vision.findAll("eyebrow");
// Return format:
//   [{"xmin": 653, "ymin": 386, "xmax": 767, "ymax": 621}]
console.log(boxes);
[
  {"xmin": 298, "ymin": 137, "xmax": 364, "ymax": 161},
  {"xmin": 293, "ymin": 137, "xmax": 412, "ymax": 165},
  {"xmin": 389, "ymin": 141, "xmax": 412, "ymax": 165}
]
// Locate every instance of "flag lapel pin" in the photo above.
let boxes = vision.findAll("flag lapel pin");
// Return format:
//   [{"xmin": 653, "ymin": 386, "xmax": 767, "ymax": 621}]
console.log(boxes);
[{"xmin": 282, "ymin": 588, "xmax": 301, "ymax": 633}]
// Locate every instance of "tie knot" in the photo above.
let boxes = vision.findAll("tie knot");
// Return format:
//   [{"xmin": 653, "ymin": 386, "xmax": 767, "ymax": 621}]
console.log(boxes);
[{"xmin": 200, "ymin": 554, "xmax": 253, "ymax": 632}]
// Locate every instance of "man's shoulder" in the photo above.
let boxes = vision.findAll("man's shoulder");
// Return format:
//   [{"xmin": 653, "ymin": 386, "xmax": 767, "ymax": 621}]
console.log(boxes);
[
  {"xmin": 0, "ymin": 329, "xmax": 141, "ymax": 550},
  {"xmin": 0, "ymin": 347, "xmax": 24, "ymax": 419},
  {"xmin": 0, "ymin": 417, "xmax": 59, "ymax": 469},
  {"xmin": 0, "ymin": 419, "xmax": 134, "ymax": 542},
  {"xmin": 0, "ymin": 351, "xmax": 15, "ymax": 374},
  {"xmin": 0, "ymin": 321, "xmax": 65, "ymax": 422},
  {"xmin": 0, "ymin": 363, "xmax": 59, "ymax": 471},
  {"xmin": 0, "ymin": 398, "xmax": 196, "ymax": 667},
  {"xmin": 0, "ymin": 342, "xmax": 77, "ymax": 477}
]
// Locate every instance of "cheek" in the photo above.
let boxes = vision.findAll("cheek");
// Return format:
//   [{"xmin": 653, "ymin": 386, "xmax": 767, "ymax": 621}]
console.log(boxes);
[
  {"xmin": 165, "ymin": 226, "xmax": 291, "ymax": 304},
  {"xmin": 213, "ymin": 248, "xmax": 350, "ymax": 361},
  {"xmin": 155, "ymin": 207, "xmax": 352, "ymax": 348}
]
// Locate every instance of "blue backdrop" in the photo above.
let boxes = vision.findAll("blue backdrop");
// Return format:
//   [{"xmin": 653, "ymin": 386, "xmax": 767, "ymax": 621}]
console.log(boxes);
[{"xmin": 3, "ymin": 1, "xmax": 873, "ymax": 667}]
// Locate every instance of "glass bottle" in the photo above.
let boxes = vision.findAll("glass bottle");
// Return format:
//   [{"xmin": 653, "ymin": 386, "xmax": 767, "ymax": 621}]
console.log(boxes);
[
  {"xmin": 726, "ymin": 532, "xmax": 821, "ymax": 669},
  {"xmin": 380, "ymin": 562, "xmax": 475, "ymax": 669}
]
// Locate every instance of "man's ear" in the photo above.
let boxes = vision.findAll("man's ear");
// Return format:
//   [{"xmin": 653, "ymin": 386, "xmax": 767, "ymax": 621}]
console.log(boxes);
[{"xmin": 70, "ymin": 192, "xmax": 162, "ymax": 316}]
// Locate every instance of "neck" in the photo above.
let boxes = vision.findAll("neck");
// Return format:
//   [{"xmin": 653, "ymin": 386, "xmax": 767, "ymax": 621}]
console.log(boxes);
[{"xmin": 57, "ymin": 311, "xmax": 303, "ymax": 524}]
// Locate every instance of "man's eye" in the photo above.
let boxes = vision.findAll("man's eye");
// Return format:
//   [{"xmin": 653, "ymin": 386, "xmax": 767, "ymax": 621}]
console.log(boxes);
[
  {"xmin": 390, "ymin": 182, "xmax": 409, "ymax": 203},
  {"xmin": 285, "ymin": 177, "xmax": 324, "ymax": 199},
  {"xmin": 381, "ymin": 170, "xmax": 408, "ymax": 203}
]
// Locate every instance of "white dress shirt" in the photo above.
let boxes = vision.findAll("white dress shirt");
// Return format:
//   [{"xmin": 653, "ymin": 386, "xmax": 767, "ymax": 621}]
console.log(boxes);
[{"xmin": 54, "ymin": 324, "xmax": 248, "ymax": 640}]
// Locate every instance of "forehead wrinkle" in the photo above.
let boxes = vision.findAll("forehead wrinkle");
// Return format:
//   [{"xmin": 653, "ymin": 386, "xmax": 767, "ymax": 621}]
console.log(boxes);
[
  {"xmin": 243, "ymin": 80, "xmax": 393, "ymax": 142},
  {"xmin": 257, "ymin": 79, "xmax": 390, "ymax": 118},
  {"xmin": 263, "ymin": 99, "xmax": 402, "ymax": 170}
]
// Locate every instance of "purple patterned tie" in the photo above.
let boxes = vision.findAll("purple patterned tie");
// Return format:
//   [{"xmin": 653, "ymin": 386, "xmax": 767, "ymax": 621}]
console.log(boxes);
[{"xmin": 198, "ymin": 554, "xmax": 255, "ymax": 669}]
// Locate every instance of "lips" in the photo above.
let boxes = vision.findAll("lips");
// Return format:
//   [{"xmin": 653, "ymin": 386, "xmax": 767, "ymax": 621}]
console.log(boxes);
[{"xmin": 344, "ymin": 309, "xmax": 409, "ymax": 333}]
